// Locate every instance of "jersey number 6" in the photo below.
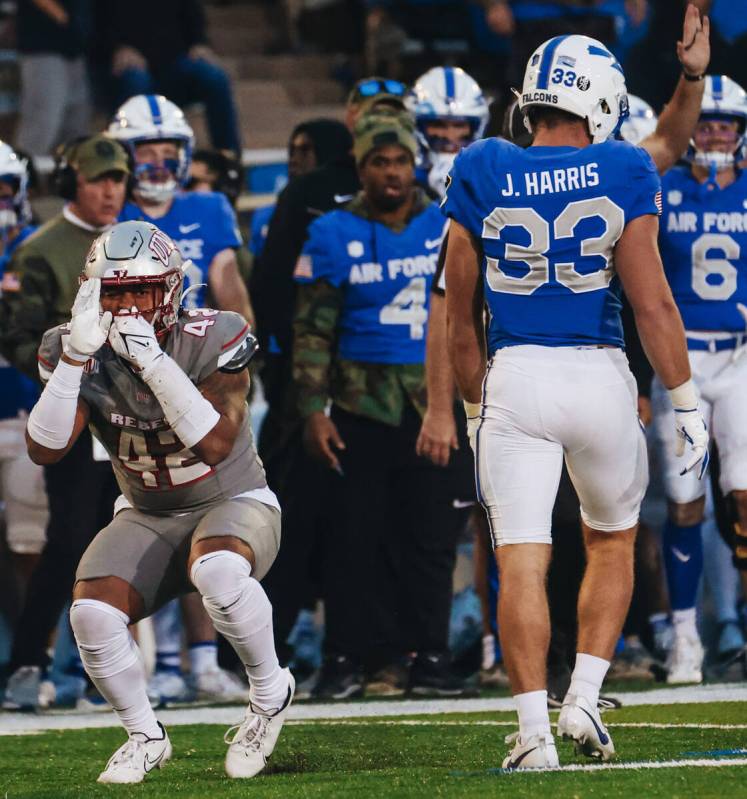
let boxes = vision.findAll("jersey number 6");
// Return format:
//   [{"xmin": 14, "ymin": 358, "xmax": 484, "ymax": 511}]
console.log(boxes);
[{"xmin": 482, "ymin": 197, "xmax": 625, "ymax": 295}]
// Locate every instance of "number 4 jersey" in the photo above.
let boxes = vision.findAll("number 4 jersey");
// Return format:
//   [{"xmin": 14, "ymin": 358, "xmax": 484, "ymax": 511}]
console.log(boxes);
[
  {"xmin": 442, "ymin": 137, "xmax": 661, "ymax": 353},
  {"xmin": 37, "ymin": 310, "xmax": 269, "ymax": 515},
  {"xmin": 658, "ymin": 166, "xmax": 747, "ymax": 332}
]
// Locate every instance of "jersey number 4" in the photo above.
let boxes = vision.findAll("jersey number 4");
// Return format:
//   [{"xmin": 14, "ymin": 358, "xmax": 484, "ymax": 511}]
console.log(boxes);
[
  {"xmin": 482, "ymin": 197, "xmax": 624, "ymax": 295},
  {"xmin": 379, "ymin": 277, "xmax": 428, "ymax": 339}
]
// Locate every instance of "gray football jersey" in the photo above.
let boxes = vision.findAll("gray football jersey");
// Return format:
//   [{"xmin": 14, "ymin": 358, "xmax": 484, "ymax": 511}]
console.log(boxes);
[{"xmin": 38, "ymin": 309, "xmax": 267, "ymax": 515}]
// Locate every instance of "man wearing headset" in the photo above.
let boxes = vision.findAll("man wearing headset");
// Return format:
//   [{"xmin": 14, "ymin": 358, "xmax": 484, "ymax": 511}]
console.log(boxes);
[{"xmin": 0, "ymin": 134, "xmax": 129, "ymax": 710}]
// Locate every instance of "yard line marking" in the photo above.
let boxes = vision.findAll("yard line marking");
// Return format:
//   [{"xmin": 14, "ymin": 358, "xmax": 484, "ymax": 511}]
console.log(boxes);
[{"xmin": 450, "ymin": 757, "xmax": 747, "ymax": 775}]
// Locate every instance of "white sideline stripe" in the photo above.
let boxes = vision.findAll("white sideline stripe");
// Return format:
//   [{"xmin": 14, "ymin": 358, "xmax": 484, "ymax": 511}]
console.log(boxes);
[
  {"xmin": 479, "ymin": 758, "xmax": 747, "ymax": 774},
  {"xmin": 284, "ymin": 719, "xmax": 747, "ymax": 731},
  {"xmin": 2, "ymin": 682, "xmax": 746, "ymax": 734}
]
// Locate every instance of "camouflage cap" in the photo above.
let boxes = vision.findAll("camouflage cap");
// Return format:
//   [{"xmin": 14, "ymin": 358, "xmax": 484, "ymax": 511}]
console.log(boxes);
[
  {"xmin": 353, "ymin": 110, "xmax": 418, "ymax": 166},
  {"xmin": 70, "ymin": 135, "xmax": 130, "ymax": 179}
]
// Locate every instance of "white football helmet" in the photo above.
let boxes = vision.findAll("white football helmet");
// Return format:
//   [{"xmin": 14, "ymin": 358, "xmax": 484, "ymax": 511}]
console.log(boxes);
[
  {"xmin": 84, "ymin": 220, "xmax": 190, "ymax": 334},
  {"xmin": 519, "ymin": 35, "xmax": 629, "ymax": 144},
  {"xmin": 108, "ymin": 94, "xmax": 194, "ymax": 202},
  {"xmin": 620, "ymin": 95, "xmax": 657, "ymax": 145},
  {"xmin": 689, "ymin": 75, "xmax": 747, "ymax": 170},
  {"xmin": 0, "ymin": 141, "xmax": 30, "ymax": 233}
]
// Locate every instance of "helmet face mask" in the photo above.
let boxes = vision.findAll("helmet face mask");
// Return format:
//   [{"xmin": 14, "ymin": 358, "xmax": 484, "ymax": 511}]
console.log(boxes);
[
  {"xmin": 108, "ymin": 94, "xmax": 194, "ymax": 203},
  {"xmin": 688, "ymin": 76, "xmax": 747, "ymax": 171},
  {"xmin": 407, "ymin": 67, "xmax": 489, "ymax": 155},
  {"xmin": 85, "ymin": 220, "xmax": 189, "ymax": 335},
  {"xmin": 519, "ymin": 35, "xmax": 629, "ymax": 144}
]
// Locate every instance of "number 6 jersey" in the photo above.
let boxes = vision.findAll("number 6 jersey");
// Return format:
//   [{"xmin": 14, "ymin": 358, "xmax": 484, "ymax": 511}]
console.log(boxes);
[
  {"xmin": 442, "ymin": 137, "xmax": 661, "ymax": 353},
  {"xmin": 37, "ymin": 310, "xmax": 269, "ymax": 516},
  {"xmin": 658, "ymin": 166, "xmax": 747, "ymax": 333}
]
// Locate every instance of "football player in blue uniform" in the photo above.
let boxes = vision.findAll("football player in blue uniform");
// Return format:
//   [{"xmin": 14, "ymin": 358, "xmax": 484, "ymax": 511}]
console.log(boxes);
[
  {"xmin": 110, "ymin": 94, "xmax": 252, "ymax": 324},
  {"xmin": 109, "ymin": 94, "xmax": 254, "ymax": 706},
  {"xmin": 443, "ymin": 34, "xmax": 708, "ymax": 768},
  {"xmin": 653, "ymin": 74, "xmax": 747, "ymax": 684}
]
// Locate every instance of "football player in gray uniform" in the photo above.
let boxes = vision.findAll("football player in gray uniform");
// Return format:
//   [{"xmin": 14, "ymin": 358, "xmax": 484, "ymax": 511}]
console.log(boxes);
[{"xmin": 25, "ymin": 220, "xmax": 293, "ymax": 784}]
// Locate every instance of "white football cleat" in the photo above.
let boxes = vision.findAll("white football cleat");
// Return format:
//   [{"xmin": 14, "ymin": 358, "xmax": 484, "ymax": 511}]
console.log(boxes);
[
  {"xmin": 501, "ymin": 731, "xmax": 559, "ymax": 770},
  {"xmin": 191, "ymin": 666, "xmax": 251, "ymax": 703},
  {"xmin": 557, "ymin": 693, "xmax": 615, "ymax": 761},
  {"xmin": 97, "ymin": 722, "xmax": 172, "ymax": 784},
  {"xmin": 224, "ymin": 668, "xmax": 294, "ymax": 778},
  {"xmin": 666, "ymin": 633, "xmax": 704, "ymax": 684}
]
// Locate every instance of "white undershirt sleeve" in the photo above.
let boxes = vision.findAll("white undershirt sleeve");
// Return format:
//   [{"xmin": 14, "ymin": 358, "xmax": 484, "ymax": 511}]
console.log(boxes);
[{"xmin": 26, "ymin": 358, "xmax": 84, "ymax": 449}]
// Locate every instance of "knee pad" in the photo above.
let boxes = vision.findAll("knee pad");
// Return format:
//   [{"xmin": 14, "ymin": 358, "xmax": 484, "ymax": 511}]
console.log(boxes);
[
  {"xmin": 69, "ymin": 599, "xmax": 137, "ymax": 679},
  {"xmin": 190, "ymin": 549, "xmax": 252, "ymax": 608}
]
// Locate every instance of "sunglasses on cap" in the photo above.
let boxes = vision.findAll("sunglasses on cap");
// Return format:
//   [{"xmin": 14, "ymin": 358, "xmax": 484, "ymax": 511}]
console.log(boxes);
[{"xmin": 351, "ymin": 78, "xmax": 407, "ymax": 103}]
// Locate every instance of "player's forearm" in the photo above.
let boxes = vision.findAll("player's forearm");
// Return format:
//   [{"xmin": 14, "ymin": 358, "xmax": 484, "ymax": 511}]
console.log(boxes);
[
  {"xmin": 644, "ymin": 75, "xmax": 705, "ymax": 174},
  {"xmin": 633, "ymin": 300, "xmax": 692, "ymax": 390},
  {"xmin": 447, "ymin": 316, "xmax": 486, "ymax": 404},
  {"xmin": 26, "ymin": 359, "xmax": 85, "ymax": 463},
  {"xmin": 425, "ymin": 295, "xmax": 457, "ymax": 413}
]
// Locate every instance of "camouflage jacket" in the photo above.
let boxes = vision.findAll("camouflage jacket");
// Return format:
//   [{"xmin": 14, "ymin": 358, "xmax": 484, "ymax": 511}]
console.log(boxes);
[
  {"xmin": 293, "ymin": 190, "xmax": 433, "ymax": 427},
  {"xmin": 0, "ymin": 213, "xmax": 103, "ymax": 381}
]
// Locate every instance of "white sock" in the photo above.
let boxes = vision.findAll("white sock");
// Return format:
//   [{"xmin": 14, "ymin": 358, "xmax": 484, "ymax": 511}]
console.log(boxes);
[
  {"xmin": 567, "ymin": 653, "xmax": 610, "ymax": 709},
  {"xmin": 70, "ymin": 599, "xmax": 161, "ymax": 739},
  {"xmin": 481, "ymin": 634, "xmax": 496, "ymax": 671},
  {"xmin": 672, "ymin": 608, "xmax": 699, "ymax": 640},
  {"xmin": 190, "ymin": 550, "xmax": 287, "ymax": 712},
  {"xmin": 189, "ymin": 642, "xmax": 219, "ymax": 675},
  {"xmin": 514, "ymin": 690, "xmax": 551, "ymax": 738}
]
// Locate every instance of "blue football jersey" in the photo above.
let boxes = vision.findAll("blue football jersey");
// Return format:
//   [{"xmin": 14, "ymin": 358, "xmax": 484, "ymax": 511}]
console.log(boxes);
[
  {"xmin": 294, "ymin": 203, "xmax": 447, "ymax": 363},
  {"xmin": 120, "ymin": 192, "xmax": 242, "ymax": 308},
  {"xmin": 659, "ymin": 166, "xmax": 747, "ymax": 332},
  {"xmin": 248, "ymin": 204, "xmax": 275, "ymax": 258},
  {"xmin": 442, "ymin": 137, "xmax": 661, "ymax": 352}
]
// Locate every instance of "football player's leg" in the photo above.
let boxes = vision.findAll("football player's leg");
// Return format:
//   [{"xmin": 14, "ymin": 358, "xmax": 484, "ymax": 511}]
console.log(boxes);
[
  {"xmin": 189, "ymin": 498, "xmax": 290, "ymax": 778},
  {"xmin": 477, "ymin": 366, "xmax": 561, "ymax": 767}
]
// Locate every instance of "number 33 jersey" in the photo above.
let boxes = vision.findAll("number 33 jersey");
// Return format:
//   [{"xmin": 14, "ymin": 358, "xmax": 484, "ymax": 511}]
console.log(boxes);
[
  {"xmin": 442, "ymin": 137, "xmax": 661, "ymax": 354},
  {"xmin": 37, "ymin": 310, "xmax": 268, "ymax": 515},
  {"xmin": 658, "ymin": 166, "xmax": 747, "ymax": 333}
]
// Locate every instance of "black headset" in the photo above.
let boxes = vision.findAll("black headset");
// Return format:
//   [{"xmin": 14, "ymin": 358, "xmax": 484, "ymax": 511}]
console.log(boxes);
[{"xmin": 51, "ymin": 136, "xmax": 134, "ymax": 201}]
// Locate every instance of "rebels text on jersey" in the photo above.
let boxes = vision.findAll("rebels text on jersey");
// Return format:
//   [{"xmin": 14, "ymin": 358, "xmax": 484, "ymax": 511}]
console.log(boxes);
[
  {"xmin": 659, "ymin": 166, "xmax": 747, "ymax": 333},
  {"xmin": 37, "ymin": 310, "xmax": 267, "ymax": 515},
  {"xmin": 442, "ymin": 137, "xmax": 661, "ymax": 353},
  {"xmin": 294, "ymin": 202, "xmax": 448, "ymax": 364},
  {"xmin": 119, "ymin": 192, "xmax": 242, "ymax": 309}
]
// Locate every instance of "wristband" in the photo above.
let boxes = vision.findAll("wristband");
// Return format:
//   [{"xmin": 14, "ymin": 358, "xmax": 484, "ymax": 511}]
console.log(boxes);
[
  {"xmin": 682, "ymin": 70, "xmax": 705, "ymax": 82},
  {"xmin": 668, "ymin": 378, "xmax": 698, "ymax": 411},
  {"xmin": 463, "ymin": 400, "xmax": 481, "ymax": 419}
]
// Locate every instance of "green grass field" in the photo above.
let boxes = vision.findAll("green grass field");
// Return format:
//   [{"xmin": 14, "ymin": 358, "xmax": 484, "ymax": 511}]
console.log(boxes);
[{"xmin": 2, "ymin": 701, "xmax": 746, "ymax": 798}]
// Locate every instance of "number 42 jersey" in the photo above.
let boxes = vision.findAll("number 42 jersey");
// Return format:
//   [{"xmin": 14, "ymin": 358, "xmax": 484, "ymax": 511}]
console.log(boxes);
[
  {"xmin": 442, "ymin": 137, "xmax": 661, "ymax": 354},
  {"xmin": 658, "ymin": 166, "xmax": 747, "ymax": 333}
]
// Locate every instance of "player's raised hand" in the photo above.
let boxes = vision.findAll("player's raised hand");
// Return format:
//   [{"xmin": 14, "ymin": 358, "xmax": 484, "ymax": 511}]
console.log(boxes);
[
  {"xmin": 64, "ymin": 278, "xmax": 112, "ymax": 362},
  {"xmin": 677, "ymin": 3, "xmax": 710, "ymax": 78},
  {"xmin": 108, "ymin": 314, "xmax": 163, "ymax": 373}
]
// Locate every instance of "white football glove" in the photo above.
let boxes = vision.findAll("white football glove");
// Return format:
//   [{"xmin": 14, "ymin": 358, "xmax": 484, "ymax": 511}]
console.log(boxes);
[
  {"xmin": 64, "ymin": 278, "xmax": 112, "ymax": 362},
  {"xmin": 108, "ymin": 314, "xmax": 164, "ymax": 373},
  {"xmin": 670, "ymin": 380, "xmax": 709, "ymax": 479},
  {"xmin": 464, "ymin": 400, "xmax": 481, "ymax": 454}
]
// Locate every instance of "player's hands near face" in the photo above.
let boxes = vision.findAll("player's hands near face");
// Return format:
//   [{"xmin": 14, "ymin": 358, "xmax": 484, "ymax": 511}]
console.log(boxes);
[
  {"xmin": 108, "ymin": 314, "xmax": 163, "ymax": 373},
  {"xmin": 675, "ymin": 408, "xmax": 709, "ymax": 479},
  {"xmin": 416, "ymin": 407, "xmax": 458, "ymax": 467},
  {"xmin": 303, "ymin": 411, "xmax": 346, "ymax": 472},
  {"xmin": 64, "ymin": 278, "xmax": 112, "ymax": 362},
  {"xmin": 677, "ymin": 3, "xmax": 710, "ymax": 78}
]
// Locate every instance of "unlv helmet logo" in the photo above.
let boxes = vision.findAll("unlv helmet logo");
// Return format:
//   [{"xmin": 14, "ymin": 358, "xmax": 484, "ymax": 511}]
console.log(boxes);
[{"xmin": 148, "ymin": 230, "xmax": 173, "ymax": 266}]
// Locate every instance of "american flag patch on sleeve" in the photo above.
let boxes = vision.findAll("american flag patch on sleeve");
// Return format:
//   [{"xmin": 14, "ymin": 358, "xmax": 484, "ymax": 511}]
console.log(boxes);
[
  {"xmin": 294, "ymin": 254, "xmax": 313, "ymax": 279},
  {"xmin": 655, "ymin": 190, "xmax": 662, "ymax": 215}
]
